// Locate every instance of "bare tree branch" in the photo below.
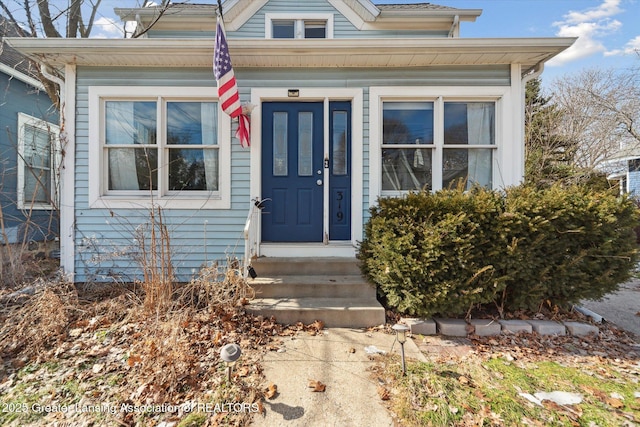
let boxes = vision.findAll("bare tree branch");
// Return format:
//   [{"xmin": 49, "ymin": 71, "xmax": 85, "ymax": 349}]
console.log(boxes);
[{"xmin": 36, "ymin": 0, "xmax": 62, "ymax": 38}]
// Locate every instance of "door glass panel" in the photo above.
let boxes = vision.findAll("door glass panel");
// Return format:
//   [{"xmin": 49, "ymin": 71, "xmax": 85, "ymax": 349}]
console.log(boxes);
[
  {"xmin": 273, "ymin": 112, "xmax": 288, "ymax": 176},
  {"xmin": 298, "ymin": 112, "xmax": 313, "ymax": 176},
  {"xmin": 332, "ymin": 111, "xmax": 347, "ymax": 175}
]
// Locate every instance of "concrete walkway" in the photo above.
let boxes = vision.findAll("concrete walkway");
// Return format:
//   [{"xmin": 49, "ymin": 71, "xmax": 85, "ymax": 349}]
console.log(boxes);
[
  {"xmin": 580, "ymin": 278, "xmax": 640, "ymax": 337},
  {"xmin": 252, "ymin": 328, "xmax": 425, "ymax": 427}
]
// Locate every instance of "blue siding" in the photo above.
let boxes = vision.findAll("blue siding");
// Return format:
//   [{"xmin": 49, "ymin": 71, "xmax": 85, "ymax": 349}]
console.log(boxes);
[
  {"xmin": 73, "ymin": 64, "xmax": 510, "ymax": 282},
  {"xmin": 0, "ymin": 72, "xmax": 58, "ymax": 244},
  {"xmin": 146, "ymin": 0, "xmax": 450, "ymax": 39}
]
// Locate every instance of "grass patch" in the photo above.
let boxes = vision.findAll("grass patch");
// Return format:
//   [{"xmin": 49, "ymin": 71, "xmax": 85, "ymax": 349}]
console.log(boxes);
[{"xmin": 383, "ymin": 355, "xmax": 640, "ymax": 427}]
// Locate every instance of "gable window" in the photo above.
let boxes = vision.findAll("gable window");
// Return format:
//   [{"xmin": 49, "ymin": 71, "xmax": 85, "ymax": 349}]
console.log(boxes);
[
  {"xmin": 371, "ymin": 87, "xmax": 508, "ymax": 197},
  {"xmin": 17, "ymin": 113, "xmax": 59, "ymax": 209},
  {"xmin": 89, "ymin": 87, "xmax": 230, "ymax": 209},
  {"xmin": 266, "ymin": 14, "xmax": 333, "ymax": 39}
]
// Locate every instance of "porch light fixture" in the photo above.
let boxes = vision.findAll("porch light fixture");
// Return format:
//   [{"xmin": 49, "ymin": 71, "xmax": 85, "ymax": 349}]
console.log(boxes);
[
  {"xmin": 220, "ymin": 343, "xmax": 242, "ymax": 382},
  {"xmin": 392, "ymin": 323, "xmax": 410, "ymax": 375}
]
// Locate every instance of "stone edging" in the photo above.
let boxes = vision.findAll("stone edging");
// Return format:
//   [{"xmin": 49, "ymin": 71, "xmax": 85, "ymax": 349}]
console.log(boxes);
[{"xmin": 401, "ymin": 317, "xmax": 600, "ymax": 337}]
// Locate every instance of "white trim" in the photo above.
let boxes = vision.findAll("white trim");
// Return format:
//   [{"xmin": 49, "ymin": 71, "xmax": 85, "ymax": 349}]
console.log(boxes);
[
  {"xmin": 260, "ymin": 243, "xmax": 356, "ymax": 258},
  {"xmin": 87, "ymin": 86, "xmax": 231, "ymax": 210},
  {"xmin": 60, "ymin": 64, "xmax": 76, "ymax": 278},
  {"xmin": 265, "ymin": 13, "xmax": 334, "ymax": 39},
  {"xmin": 225, "ymin": 0, "xmax": 269, "ymax": 32},
  {"xmin": 6, "ymin": 37, "xmax": 576, "ymax": 71},
  {"xmin": 16, "ymin": 112, "xmax": 60, "ymax": 210},
  {"xmin": 250, "ymin": 87, "xmax": 363, "ymax": 256},
  {"xmin": 510, "ymin": 63, "xmax": 525, "ymax": 186},
  {"xmin": 369, "ymin": 86, "xmax": 514, "ymax": 205},
  {"xmin": 328, "ymin": 0, "xmax": 366, "ymax": 29},
  {"xmin": 0, "ymin": 63, "xmax": 44, "ymax": 90}
]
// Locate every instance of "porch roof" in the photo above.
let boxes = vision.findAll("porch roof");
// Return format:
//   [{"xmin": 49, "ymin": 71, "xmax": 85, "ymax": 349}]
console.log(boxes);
[{"xmin": 5, "ymin": 37, "xmax": 575, "ymax": 76}]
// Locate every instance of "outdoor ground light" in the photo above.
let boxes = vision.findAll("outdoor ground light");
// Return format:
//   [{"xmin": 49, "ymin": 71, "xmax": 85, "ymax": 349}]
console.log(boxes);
[
  {"xmin": 392, "ymin": 323, "xmax": 410, "ymax": 375},
  {"xmin": 220, "ymin": 343, "xmax": 242, "ymax": 382}
]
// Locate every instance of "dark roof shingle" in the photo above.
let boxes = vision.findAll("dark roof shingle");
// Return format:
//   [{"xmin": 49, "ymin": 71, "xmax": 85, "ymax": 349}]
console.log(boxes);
[
  {"xmin": 1, "ymin": 15, "xmax": 38, "ymax": 77},
  {"xmin": 376, "ymin": 3, "xmax": 458, "ymax": 11}
]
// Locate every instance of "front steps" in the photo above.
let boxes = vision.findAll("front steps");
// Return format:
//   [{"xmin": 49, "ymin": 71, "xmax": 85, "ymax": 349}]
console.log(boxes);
[{"xmin": 246, "ymin": 257, "xmax": 385, "ymax": 328}]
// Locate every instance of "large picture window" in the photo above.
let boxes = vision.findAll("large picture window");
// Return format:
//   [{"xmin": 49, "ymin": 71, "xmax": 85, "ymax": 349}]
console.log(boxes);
[
  {"xmin": 89, "ymin": 87, "xmax": 230, "ymax": 209},
  {"xmin": 371, "ymin": 86, "xmax": 509, "ymax": 198},
  {"xmin": 17, "ymin": 113, "xmax": 59, "ymax": 209}
]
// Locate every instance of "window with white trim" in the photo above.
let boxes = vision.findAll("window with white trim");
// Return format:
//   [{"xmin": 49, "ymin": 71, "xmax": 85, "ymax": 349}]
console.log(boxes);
[
  {"xmin": 375, "ymin": 92, "xmax": 502, "ymax": 196},
  {"xmin": 88, "ymin": 87, "xmax": 230, "ymax": 209},
  {"xmin": 266, "ymin": 14, "xmax": 334, "ymax": 39},
  {"xmin": 17, "ymin": 113, "xmax": 59, "ymax": 210}
]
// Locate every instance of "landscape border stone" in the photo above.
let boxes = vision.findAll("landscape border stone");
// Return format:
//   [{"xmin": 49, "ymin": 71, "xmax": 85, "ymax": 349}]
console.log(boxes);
[
  {"xmin": 401, "ymin": 318, "xmax": 601, "ymax": 337},
  {"xmin": 469, "ymin": 319, "xmax": 502, "ymax": 336}
]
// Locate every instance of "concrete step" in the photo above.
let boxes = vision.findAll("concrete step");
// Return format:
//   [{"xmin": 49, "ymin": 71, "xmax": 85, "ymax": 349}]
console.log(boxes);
[
  {"xmin": 247, "ymin": 297, "xmax": 386, "ymax": 328},
  {"xmin": 250, "ymin": 257, "xmax": 362, "ymax": 276},
  {"xmin": 249, "ymin": 275, "xmax": 375, "ymax": 299}
]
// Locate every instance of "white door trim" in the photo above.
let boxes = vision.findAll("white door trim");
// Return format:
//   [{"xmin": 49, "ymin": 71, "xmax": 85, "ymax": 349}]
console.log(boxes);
[{"xmin": 250, "ymin": 88, "xmax": 363, "ymax": 257}]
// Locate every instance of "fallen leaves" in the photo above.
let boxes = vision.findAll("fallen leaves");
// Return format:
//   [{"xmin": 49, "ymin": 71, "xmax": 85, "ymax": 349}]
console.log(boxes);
[
  {"xmin": 606, "ymin": 397, "xmax": 625, "ymax": 409},
  {"xmin": 265, "ymin": 382, "xmax": 278, "ymax": 399},
  {"xmin": 126, "ymin": 354, "xmax": 142, "ymax": 367},
  {"xmin": 308, "ymin": 379, "xmax": 326, "ymax": 392},
  {"xmin": 377, "ymin": 385, "xmax": 390, "ymax": 400}
]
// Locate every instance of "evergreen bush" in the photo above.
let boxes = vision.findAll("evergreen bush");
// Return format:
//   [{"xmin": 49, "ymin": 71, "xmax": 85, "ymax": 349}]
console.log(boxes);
[{"xmin": 359, "ymin": 185, "xmax": 638, "ymax": 317}]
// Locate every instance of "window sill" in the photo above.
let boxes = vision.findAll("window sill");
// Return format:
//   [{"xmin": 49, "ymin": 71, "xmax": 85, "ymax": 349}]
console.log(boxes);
[
  {"xmin": 89, "ymin": 196, "xmax": 230, "ymax": 210},
  {"xmin": 17, "ymin": 203, "xmax": 55, "ymax": 211}
]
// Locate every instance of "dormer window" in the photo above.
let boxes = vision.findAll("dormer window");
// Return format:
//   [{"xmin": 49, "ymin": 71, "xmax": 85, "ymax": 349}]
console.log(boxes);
[{"xmin": 266, "ymin": 14, "xmax": 333, "ymax": 39}]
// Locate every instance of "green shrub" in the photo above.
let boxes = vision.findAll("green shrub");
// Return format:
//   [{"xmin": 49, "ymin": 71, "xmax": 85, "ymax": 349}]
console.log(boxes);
[
  {"xmin": 359, "ymin": 187, "xmax": 508, "ymax": 317},
  {"xmin": 359, "ymin": 185, "xmax": 638, "ymax": 317},
  {"xmin": 498, "ymin": 185, "xmax": 639, "ymax": 310}
]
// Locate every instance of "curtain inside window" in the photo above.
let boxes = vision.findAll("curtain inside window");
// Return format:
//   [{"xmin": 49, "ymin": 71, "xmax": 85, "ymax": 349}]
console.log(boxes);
[
  {"xmin": 466, "ymin": 103, "xmax": 493, "ymax": 188},
  {"xmin": 23, "ymin": 125, "xmax": 51, "ymax": 203},
  {"xmin": 107, "ymin": 101, "xmax": 140, "ymax": 190},
  {"xmin": 201, "ymin": 103, "xmax": 218, "ymax": 191}
]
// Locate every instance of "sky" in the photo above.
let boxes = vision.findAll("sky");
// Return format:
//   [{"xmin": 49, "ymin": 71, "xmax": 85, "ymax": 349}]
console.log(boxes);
[
  {"xmin": 377, "ymin": 0, "xmax": 640, "ymax": 84},
  {"xmin": 7, "ymin": 0, "xmax": 638, "ymax": 86}
]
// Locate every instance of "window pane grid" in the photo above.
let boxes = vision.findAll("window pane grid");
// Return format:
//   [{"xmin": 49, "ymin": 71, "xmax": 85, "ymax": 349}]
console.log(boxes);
[
  {"xmin": 104, "ymin": 99, "xmax": 219, "ymax": 194},
  {"xmin": 381, "ymin": 99, "xmax": 496, "ymax": 192}
]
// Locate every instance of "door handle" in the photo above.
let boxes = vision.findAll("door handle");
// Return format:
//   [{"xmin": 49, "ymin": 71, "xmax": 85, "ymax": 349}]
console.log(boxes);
[{"xmin": 316, "ymin": 179, "xmax": 323, "ymax": 186}]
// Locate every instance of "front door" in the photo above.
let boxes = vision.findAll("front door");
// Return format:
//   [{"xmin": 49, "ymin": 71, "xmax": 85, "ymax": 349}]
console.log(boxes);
[
  {"xmin": 261, "ymin": 101, "xmax": 352, "ymax": 243},
  {"xmin": 262, "ymin": 102, "xmax": 324, "ymax": 242}
]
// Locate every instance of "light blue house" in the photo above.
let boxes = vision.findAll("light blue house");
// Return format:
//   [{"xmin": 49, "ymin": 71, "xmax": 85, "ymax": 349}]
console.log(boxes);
[
  {"xmin": 0, "ymin": 16, "xmax": 59, "ymax": 248},
  {"xmin": 7, "ymin": 1, "xmax": 574, "ymax": 286}
]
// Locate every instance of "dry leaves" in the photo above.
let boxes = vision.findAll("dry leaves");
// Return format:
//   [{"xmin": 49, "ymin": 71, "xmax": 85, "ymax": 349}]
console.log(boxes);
[
  {"xmin": 265, "ymin": 382, "xmax": 278, "ymax": 399},
  {"xmin": 377, "ymin": 385, "xmax": 390, "ymax": 401},
  {"xmin": 126, "ymin": 354, "xmax": 142, "ymax": 367},
  {"xmin": 308, "ymin": 379, "xmax": 326, "ymax": 392},
  {"xmin": 606, "ymin": 397, "xmax": 625, "ymax": 409}
]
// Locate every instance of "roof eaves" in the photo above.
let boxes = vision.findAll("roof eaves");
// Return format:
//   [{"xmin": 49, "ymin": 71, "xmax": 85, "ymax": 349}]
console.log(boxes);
[{"xmin": 0, "ymin": 62, "xmax": 44, "ymax": 89}]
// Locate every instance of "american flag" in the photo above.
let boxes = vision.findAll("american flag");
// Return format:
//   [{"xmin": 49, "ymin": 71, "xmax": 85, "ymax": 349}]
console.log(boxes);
[{"xmin": 214, "ymin": 16, "xmax": 250, "ymax": 147}]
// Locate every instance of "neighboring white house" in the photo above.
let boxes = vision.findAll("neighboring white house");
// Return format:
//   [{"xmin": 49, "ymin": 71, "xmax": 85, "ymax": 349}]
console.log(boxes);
[{"xmin": 6, "ymin": 0, "xmax": 574, "ymax": 282}]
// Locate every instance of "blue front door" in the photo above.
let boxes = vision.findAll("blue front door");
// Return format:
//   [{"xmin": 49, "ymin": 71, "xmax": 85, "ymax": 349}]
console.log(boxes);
[{"xmin": 262, "ymin": 102, "xmax": 324, "ymax": 242}]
